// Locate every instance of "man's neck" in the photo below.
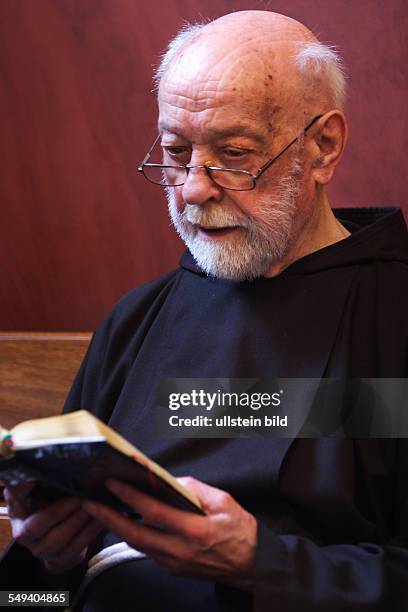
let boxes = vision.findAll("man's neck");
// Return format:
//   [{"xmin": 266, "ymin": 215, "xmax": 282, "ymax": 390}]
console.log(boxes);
[{"xmin": 263, "ymin": 190, "xmax": 350, "ymax": 278}]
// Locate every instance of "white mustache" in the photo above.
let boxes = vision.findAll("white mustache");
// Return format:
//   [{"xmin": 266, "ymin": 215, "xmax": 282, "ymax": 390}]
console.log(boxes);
[{"xmin": 183, "ymin": 204, "xmax": 249, "ymax": 229}]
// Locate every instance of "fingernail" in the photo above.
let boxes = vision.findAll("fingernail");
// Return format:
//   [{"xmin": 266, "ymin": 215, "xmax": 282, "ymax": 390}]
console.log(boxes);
[
  {"xmin": 105, "ymin": 479, "xmax": 121, "ymax": 494},
  {"xmin": 82, "ymin": 500, "xmax": 98, "ymax": 514}
]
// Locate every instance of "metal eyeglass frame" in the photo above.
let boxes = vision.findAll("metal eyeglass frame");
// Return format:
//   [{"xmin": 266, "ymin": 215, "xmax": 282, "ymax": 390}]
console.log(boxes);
[{"xmin": 137, "ymin": 114, "xmax": 323, "ymax": 192}]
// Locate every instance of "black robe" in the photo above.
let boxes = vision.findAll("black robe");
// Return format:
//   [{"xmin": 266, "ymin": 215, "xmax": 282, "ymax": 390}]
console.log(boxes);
[{"xmin": 2, "ymin": 207, "xmax": 408, "ymax": 611}]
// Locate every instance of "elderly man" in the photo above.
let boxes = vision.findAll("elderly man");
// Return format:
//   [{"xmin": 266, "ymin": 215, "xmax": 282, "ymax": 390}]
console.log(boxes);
[{"xmin": 2, "ymin": 10, "xmax": 408, "ymax": 612}]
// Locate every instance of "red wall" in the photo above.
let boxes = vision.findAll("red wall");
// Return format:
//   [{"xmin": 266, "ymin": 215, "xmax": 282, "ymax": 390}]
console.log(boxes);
[{"xmin": 0, "ymin": 0, "xmax": 406, "ymax": 331}]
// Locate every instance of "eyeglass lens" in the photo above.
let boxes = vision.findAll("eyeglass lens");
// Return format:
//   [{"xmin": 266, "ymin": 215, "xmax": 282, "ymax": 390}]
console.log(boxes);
[{"xmin": 143, "ymin": 165, "xmax": 254, "ymax": 190}]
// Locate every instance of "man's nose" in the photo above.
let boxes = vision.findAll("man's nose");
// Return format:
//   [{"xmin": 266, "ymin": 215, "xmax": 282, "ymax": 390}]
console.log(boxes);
[{"xmin": 181, "ymin": 165, "xmax": 223, "ymax": 206}]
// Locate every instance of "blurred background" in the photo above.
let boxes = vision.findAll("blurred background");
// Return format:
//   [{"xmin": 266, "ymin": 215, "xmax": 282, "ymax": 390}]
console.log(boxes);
[{"xmin": 0, "ymin": 0, "xmax": 407, "ymax": 331}]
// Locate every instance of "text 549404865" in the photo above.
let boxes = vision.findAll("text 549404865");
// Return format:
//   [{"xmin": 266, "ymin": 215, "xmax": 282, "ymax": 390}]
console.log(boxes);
[{"xmin": 0, "ymin": 591, "xmax": 69, "ymax": 607}]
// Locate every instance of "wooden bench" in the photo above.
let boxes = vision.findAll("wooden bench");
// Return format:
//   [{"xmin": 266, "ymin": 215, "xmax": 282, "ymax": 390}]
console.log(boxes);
[{"xmin": 0, "ymin": 332, "xmax": 91, "ymax": 555}]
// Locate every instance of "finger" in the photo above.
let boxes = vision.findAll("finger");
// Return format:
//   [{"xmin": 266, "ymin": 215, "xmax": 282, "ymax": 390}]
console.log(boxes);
[
  {"xmin": 82, "ymin": 499, "xmax": 181, "ymax": 558},
  {"xmin": 29, "ymin": 509, "xmax": 91, "ymax": 557},
  {"xmin": 41, "ymin": 519, "xmax": 102, "ymax": 571},
  {"xmin": 105, "ymin": 479, "xmax": 205, "ymax": 533},
  {"xmin": 4, "ymin": 481, "xmax": 36, "ymax": 498},
  {"xmin": 176, "ymin": 476, "xmax": 229, "ymax": 512},
  {"xmin": 4, "ymin": 482, "xmax": 36, "ymax": 519},
  {"xmin": 13, "ymin": 497, "xmax": 82, "ymax": 546},
  {"xmin": 67, "ymin": 518, "xmax": 103, "ymax": 556}
]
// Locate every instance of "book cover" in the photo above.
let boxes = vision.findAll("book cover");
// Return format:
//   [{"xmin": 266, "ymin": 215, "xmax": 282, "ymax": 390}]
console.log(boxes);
[{"xmin": 0, "ymin": 411, "xmax": 204, "ymax": 516}]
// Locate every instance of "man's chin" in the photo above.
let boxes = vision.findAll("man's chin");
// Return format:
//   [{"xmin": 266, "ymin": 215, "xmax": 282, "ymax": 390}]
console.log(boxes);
[
  {"xmin": 195, "ymin": 260, "xmax": 271, "ymax": 282},
  {"xmin": 186, "ymin": 236, "xmax": 274, "ymax": 282}
]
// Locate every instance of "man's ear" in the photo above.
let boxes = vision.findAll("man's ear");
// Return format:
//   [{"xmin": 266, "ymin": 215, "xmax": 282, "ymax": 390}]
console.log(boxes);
[{"xmin": 311, "ymin": 111, "xmax": 348, "ymax": 185}]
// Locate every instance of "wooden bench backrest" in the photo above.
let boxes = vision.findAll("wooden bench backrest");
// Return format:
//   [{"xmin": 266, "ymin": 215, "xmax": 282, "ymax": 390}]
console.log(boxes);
[{"xmin": 0, "ymin": 332, "xmax": 91, "ymax": 554}]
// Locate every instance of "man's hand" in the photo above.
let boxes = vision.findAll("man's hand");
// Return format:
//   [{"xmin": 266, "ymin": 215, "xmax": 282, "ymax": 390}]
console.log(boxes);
[
  {"xmin": 82, "ymin": 476, "xmax": 257, "ymax": 590},
  {"xmin": 4, "ymin": 482, "xmax": 102, "ymax": 574}
]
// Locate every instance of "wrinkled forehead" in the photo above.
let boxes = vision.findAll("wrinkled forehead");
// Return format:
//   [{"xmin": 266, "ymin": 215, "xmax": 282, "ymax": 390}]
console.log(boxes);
[{"xmin": 158, "ymin": 37, "xmax": 302, "ymax": 135}]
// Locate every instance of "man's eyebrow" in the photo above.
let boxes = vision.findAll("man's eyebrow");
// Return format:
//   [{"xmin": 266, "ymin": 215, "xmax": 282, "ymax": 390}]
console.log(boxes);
[
  {"xmin": 209, "ymin": 126, "xmax": 268, "ymax": 144},
  {"xmin": 158, "ymin": 123, "xmax": 268, "ymax": 145}
]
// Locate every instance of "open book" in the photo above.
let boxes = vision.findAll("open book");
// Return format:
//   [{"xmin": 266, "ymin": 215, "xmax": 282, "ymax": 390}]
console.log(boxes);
[{"xmin": 0, "ymin": 410, "xmax": 204, "ymax": 516}]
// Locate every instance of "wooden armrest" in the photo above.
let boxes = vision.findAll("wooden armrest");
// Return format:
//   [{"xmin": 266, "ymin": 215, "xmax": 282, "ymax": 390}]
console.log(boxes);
[
  {"xmin": 0, "ymin": 506, "xmax": 8, "ymax": 519},
  {"xmin": 0, "ymin": 332, "xmax": 92, "ymax": 429}
]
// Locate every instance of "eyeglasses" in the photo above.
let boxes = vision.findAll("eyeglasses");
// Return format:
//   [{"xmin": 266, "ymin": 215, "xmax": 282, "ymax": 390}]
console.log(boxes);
[{"xmin": 138, "ymin": 114, "xmax": 323, "ymax": 192}]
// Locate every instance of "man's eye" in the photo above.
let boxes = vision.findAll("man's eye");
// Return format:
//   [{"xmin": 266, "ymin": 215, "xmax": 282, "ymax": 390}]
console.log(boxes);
[
  {"xmin": 163, "ymin": 146, "xmax": 189, "ymax": 158},
  {"xmin": 223, "ymin": 148, "xmax": 248, "ymax": 159}
]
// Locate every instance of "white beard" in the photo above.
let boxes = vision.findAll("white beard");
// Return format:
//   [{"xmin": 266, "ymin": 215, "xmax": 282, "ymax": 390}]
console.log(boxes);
[{"xmin": 166, "ymin": 154, "xmax": 304, "ymax": 282}]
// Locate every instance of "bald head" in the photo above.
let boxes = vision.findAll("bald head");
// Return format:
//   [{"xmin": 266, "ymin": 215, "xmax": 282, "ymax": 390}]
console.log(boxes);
[
  {"xmin": 196, "ymin": 10, "xmax": 317, "ymax": 44},
  {"xmin": 156, "ymin": 10, "xmax": 346, "ymax": 128}
]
